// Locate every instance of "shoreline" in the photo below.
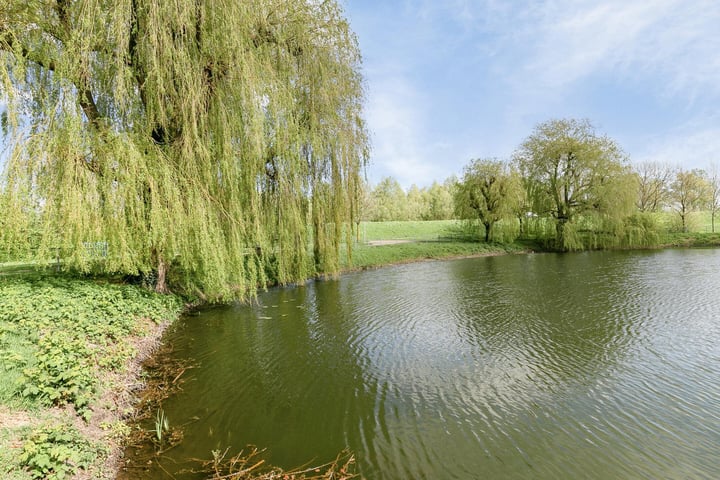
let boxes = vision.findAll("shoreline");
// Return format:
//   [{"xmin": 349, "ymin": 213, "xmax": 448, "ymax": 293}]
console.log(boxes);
[
  {"xmin": 110, "ymin": 240, "xmax": 720, "ymax": 476},
  {"xmin": 338, "ymin": 248, "xmax": 531, "ymax": 275},
  {"xmin": 97, "ymin": 318, "xmax": 177, "ymax": 480}
]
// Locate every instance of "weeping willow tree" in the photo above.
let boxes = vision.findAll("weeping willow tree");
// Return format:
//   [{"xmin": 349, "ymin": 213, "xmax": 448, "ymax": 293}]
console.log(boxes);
[
  {"xmin": 514, "ymin": 119, "xmax": 636, "ymax": 251},
  {"xmin": 0, "ymin": 0, "xmax": 368, "ymax": 300}
]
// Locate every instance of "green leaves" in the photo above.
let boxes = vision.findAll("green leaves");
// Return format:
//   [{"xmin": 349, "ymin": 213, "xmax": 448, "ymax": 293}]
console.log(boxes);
[
  {"xmin": 454, "ymin": 159, "xmax": 524, "ymax": 243},
  {"xmin": 0, "ymin": 277, "xmax": 181, "ymax": 415},
  {"xmin": 514, "ymin": 118, "xmax": 636, "ymax": 250},
  {"xmin": 1, "ymin": 0, "xmax": 369, "ymax": 300},
  {"xmin": 20, "ymin": 331, "xmax": 95, "ymax": 418},
  {"xmin": 19, "ymin": 423, "xmax": 100, "ymax": 480}
]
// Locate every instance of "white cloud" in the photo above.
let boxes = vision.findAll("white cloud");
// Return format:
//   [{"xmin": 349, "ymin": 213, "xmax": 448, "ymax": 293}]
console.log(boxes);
[
  {"xmin": 517, "ymin": 0, "xmax": 720, "ymax": 99},
  {"xmin": 365, "ymin": 76, "xmax": 443, "ymax": 187}
]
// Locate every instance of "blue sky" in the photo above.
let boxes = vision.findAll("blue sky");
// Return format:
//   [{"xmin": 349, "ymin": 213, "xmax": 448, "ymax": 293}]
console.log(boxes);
[{"xmin": 344, "ymin": 0, "xmax": 720, "ymax": 188}]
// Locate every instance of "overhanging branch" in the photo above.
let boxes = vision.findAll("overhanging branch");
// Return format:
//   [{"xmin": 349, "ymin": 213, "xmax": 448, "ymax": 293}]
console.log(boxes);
[{"xmin": 0, "ymin": 26, "xmax": 103, "ymax": 173}]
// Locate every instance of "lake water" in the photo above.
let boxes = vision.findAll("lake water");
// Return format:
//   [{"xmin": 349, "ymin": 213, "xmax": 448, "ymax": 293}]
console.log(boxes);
[{"xmin": 128, "ymin": 249, "xmax": 720, "ymax": 479}]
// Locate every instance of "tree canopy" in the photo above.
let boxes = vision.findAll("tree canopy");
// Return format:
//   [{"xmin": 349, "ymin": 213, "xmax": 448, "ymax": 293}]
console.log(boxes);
[
  {"xmin": 634, "ymin": 161, "xmax": 673, "ymax": 213},
  {"xmin": 669, "ymin": 169, "xmax": 710, "ymax": 232},
  {"xmin": 514, "ymin": 119, "xmax": 636, "ymax": 250},
  {"xmin": 361, "ymin": 177, "xmax": 455, "ymax": 222},
  {"xmin": 0, "ymin": 0, "xmax": 368, "ymax": 300},
  {"xmin": 708, "ymin": 164, "xmax": 720, "ymax": 233},
  {"xmin": 454, "ymin": 158, "xmax": 522, "ymax": 242}
]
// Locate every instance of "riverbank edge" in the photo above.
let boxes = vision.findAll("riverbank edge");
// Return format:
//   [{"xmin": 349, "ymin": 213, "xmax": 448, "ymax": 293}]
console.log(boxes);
[
  {"xmin": 340, "ymin": 235, "xmax": 720, "ymax": 279},
  {"xmin": 336, "ymin": 233, "xmax": 720, "ymax": 274},
  {"xmin": 92, "ymin": 315, "xmax": 182, "ymax": 479}
]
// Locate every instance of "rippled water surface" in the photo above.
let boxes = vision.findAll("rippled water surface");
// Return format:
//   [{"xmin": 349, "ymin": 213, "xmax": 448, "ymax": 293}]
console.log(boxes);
[{"xmin": 140, "ymin": 250, "xmax": 720, "ymax": 479}]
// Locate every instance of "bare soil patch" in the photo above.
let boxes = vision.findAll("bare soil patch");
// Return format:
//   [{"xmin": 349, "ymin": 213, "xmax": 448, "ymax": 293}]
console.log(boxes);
[
  {"xmin": 0, "ymin": 407, "xmax": 34, "ymax": 430},
  {"xmin": 366, "ymin": 239, "xmax": 413, "ymax": 246}
]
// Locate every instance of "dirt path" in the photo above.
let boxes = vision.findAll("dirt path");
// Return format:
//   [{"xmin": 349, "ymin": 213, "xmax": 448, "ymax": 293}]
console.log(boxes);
[{"xmin": 366, "ymin": 239, "xmax": 413, "ymax": 246}]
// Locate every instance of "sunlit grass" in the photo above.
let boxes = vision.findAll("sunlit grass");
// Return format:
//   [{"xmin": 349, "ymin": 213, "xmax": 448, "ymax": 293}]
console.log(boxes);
[
  {"xmin": 357, "ymin": 220, "xmax": 460, "ymax": 242},
  {"xmin": 0, "ymin": 422, "xmax": 34, "ymax": 480},
  {"xmin": 345, "ymin": 213, "xmax": 720, "ymax": 271},
  {"xmin": 342, "ymin": 241, "xmax": 526, "ymax": 270}
]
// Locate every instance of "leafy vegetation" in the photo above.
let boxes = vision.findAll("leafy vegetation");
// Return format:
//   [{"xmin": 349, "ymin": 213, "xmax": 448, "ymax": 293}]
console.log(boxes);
[
  {"xmin": 0, "ymin": 0, "xmax": 368, "ymax": 300},
  {"xmin": 0, "ymin": 274, "xmax": 181, "ymax": 479},
  {"xmin": 427, "ymin": 118, "xmax": 720, "ymax": 251},
  {"xmin": 19, "ymin": 423, "xmax": 101, "ymax": 480},
  {"xmin": 0, "ymin": 277, "xmax": 181, "ymax": 412},
  {"xmin": 669, "ymin": 169, "xmax": 713, "ymax": 232},
  {"xmin": 514, "ymin": 118, "xmax": 636, "ymax": 250},
  {"xmin": 454, "ymin": 158, "xmax": 524, "ymax": 242},
  {"xmin": 361, "ymin": 178, "xmax": 455, "ymax": 222}
]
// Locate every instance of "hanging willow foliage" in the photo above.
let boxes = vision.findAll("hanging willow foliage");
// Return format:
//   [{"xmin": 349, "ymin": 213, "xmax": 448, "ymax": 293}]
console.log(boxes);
[{"xmin": 0, "ymin": 0, "xmax": 368, "ymax": 300}]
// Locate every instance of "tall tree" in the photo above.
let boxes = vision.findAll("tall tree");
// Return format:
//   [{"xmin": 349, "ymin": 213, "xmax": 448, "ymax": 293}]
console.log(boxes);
[
  {"xmin": 406, "ymin": 184, "xmax": 424, "ymax": 221},
  {"xmin": 514, "ymin": 119, "xmax": 636, "ymax": 250},
  {"xmin": 669, "ymin": 169, "xmax": 710, "ymax": 232},
  {"xmin": 454, "ymin": 158, "xmax": 522, "ymax": 242},
  {"xmin": 0, "ymin": 0, "xmax": 368, "ymax": 300},
  {"xmin": 708, "ymin": 163, "xmax": 720, "ymax": 233},
  {"xmin": 367, "ymin": 177, "xmax": 407, "ymax": 221},
  {"xmin": 634, "ymin": 161, "xmax": 674, "ymax": 212},
  {"xmin": 424, "ymin": 180, "xmax": 455, "ymax": 220}
]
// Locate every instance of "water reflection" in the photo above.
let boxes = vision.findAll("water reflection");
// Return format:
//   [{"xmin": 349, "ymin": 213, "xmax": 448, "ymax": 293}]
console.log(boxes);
[{"xmin": 130, "ymin": 249, "xmax": 720, "ymax": 479}]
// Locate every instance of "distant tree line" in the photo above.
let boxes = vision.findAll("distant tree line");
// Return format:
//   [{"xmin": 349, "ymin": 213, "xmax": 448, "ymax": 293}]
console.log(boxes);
[
  {"xmin": 361, "ymin": 177, "xmax": 456, "ymax": 222},
  {"xmin": 635, "ymin": 161, "xmax": 720, "ymax": 233},
  {"xmin": 365, "ymin": 118, "xmax": 720, "ymax": 251}
]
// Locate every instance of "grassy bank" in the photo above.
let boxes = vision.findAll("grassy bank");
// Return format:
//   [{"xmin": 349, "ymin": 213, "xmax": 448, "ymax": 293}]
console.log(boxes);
[
  {"xmin": 343, "ymin": 240, "xmax": 527, "ymax": 270},
  {"xmin": 342, "ymin": 220, "xmax": 531, "ymax": 271},
  {"xmin": 343, "ymin": 219, "xmax": 720, "ymax": 272},
  {"xmin": 660, "ymin": 231, "xmax": 720, "ymax": 248},
  {"xmin": 356, "ymin": 220, "xmax": 460, "ymax": 242},
  {"xmin": 0, "ymin": 272, "xmax": 182, "ymax": 480}
]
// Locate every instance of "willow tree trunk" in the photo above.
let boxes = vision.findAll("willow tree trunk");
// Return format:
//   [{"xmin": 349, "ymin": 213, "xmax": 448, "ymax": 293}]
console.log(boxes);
[
  {"xmin": 155, "ymin": 258, "xmax": 169, "ymax": 294},
  {"xmin": 556, "ymin": 216, "xmax": 569, "ymax": 251}
]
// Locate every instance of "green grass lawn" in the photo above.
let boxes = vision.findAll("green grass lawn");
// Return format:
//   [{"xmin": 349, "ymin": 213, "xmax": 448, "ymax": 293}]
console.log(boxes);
[
  {"xmin": 0, "ymin": 262, "xmax": 48, "ymax": 277},
  {"xmin": 356, "ymin": 220, "xmax": 461, "ymax": 242},
  {"xmin": 343, "ymin": 214, "xmax": 720, "ymax": 272},
  {"xmin": 342, "ymin": 240, "xmax": 526, "ymax": 270},
  {"xmin": 340, "ymin": 220, "xmax": 529, "ymax": 270}
]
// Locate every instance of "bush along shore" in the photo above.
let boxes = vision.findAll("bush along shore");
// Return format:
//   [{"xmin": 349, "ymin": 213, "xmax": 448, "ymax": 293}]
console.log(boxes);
[{"xmin": 2, "ymin": 227, "xmax": 719, "ymax": 479}]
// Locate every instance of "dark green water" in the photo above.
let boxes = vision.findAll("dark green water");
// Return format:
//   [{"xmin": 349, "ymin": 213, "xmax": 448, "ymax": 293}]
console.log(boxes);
[{"xmin": 133, "ymin": 250, "xmax": 720, "ymax": 479}]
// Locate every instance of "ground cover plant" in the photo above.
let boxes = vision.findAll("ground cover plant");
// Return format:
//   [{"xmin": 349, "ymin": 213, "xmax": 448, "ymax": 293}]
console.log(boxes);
[{"xmin": 0, "ymin": 273, "xmax": 181, "ymax": 479}]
